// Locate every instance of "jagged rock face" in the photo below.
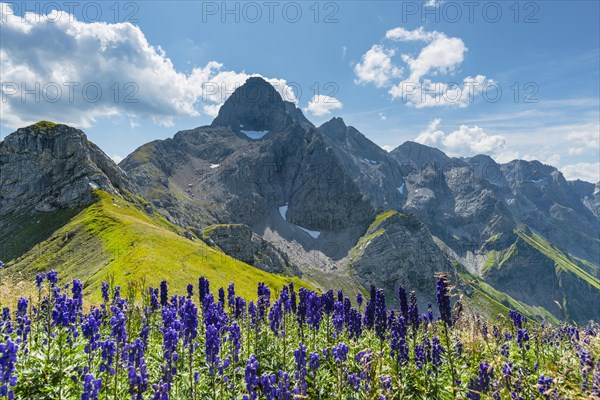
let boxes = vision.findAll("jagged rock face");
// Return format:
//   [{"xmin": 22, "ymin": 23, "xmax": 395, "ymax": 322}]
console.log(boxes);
[
  {"xmin": 211, "ymin": 77, "xmax": 313, "ymax": 133},
  {"xmin": 122, "ymin": 122, "xmax": 374, "ymax": 233},
  {"xmin": 318, "ymin": 117, "xmax": 405, "ymax": 209},
  {"xmin": 500, "ymin": 160, "xmax": 599, "ymax": 263},
  {"xmin": 580, "ymin": 181, "xmax": 600, "ymax": 219},
  {"xmin": 393, "ymin": 147, "xmax": 516, "ymax": 259},
  {"xmin": 0, "ymin": 122, "xmax": 129, "ymax": 216},
  {"xmin": 201, "ymin": 224, "xmax": 300, "ymax": 276},
  {"xmin": 350, "ymin": 212, "xmax": 450, "ymax": 306}
]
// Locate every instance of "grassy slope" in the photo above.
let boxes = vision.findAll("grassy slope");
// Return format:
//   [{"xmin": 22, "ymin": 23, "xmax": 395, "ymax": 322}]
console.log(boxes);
[
  {"xmin": 0, "ymin": 191, "xmax": 308, "ymax": 304},
  {"xmin": 477, "ymin": 226, "xmax": 600, "ymax": 322},
  {"xmin": 515, "ymin": 227, "xmax": 600, "ymax": 290}
]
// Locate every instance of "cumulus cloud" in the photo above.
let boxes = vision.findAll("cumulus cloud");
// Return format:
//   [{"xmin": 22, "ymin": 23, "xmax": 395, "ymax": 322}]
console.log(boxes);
[
  {"xmin": 111, "ymin": 155, "xmax": 124, "ymax": 164},
  {"xmin": 0, "ymin": 3, "xmax": 297, "ymax": 128},
  {"xmin": 354, "ymin": 45, "xmax": 402, "ymax": 88},
  {"xmin": 303, "ymin": 95, "xmax": 343, "ymax": 117},
  {"xmin": 385, "ymin": 26, "xmax": 439, "ymax": 42},
  {"xmin": 355, "ymin": 26, "xmax": 492, "ymax": 108},
  {"xmin": 561, "ymin": 163, "xmax": 600, "ymax": 183},
  {"xmin": 567, "ymin": 127, "xmax": 600, "ymax": 156},
  {"xmin": 415, "ymin": 119, "xmax": 506, "ymax": 156}
]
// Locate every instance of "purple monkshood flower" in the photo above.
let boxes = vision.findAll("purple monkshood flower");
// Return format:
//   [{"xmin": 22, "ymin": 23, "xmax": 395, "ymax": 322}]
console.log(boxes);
[
  {"xmin": 321, "ymin": 290, "xmax": 335, "ymax": 314},
  {"xmin": 509, "ymin": 310, "xmax": 526, "ymax": 330},
  {"xmin": 408, "ymin": 291, "xmax": 419, "ymax": 331},
  {"xmin": 537, "ymin": 375, "xmax": 553, "ymax": 398},
  {"xmin": 467, "ymin": 362, "xmax": 494, "ymax": 400},
  {"xmin": 293, "ymin": 342, "xmax": 307, "ymax": 395},
  {"xmin": 149, "ymin": 287, "xmax": 159, "ymax": 311},
  {"xmin": 235, "ymin": 297, "xmax": 246, "ymax": 320},
  {"xmin": 307, "ymin": 292, "xmax": 322, "ymax": 331},
  {"xmin": 374, "ymin": 288, "xmax": 387, "ymax": 341},
  {"xmin": 180, "ymin": 299, "xmax": 198, "ymax": 349},
  {"xmin": 432, "ymin": 337, "xmax": 445, "ymax": 369},
  {"xmin": 35, "ymin": 273, "xmax": 46, "ymax": 289},
  {"xmin": 82, "ymin": 309, "xmax": 102, "ymax": 354},
  {"xmin": 333, "ymin": 301, "xmax": 345, "ymax": 334},
  {"xmin": 205, "ymin": 324, "xmax": 220, "ymax": 374},
  {"xmin": 101, "ymin": 282, "xmax": 110, "ymax": 305},
  {"xmin": 227, "ymin": 283, "xmax": 236, "ymax": 310},
  {"xmin": 348, "ymin": 308, "xmax": 362, "ymax": 341},
  {"xmin": 398, "ymin": 285, "xmax": 408, "ymax": 318},
  {"xmin": 0, "ymin": 261, "xmax": 4, "ymax": 270},
  {"xmin": 308, "ymin": 351, "xmax": 320, "ymax": 374},
  {"xmin": 390, "ymin": 315, "xmax": 408, "ymax": 366},
  {"xmin": 517, "ymin": 328, "xmax": 530, "ymax": 350},
  {"xmin": 110, "ymin": 305, "xmax": 127, "ymax": 345},
  {"xmin": 332, "ymin": 342, "xmax": 349, "ymax": 364},
  {"xmin": 81, "ymin": 373, "xmax": 101, "ymax": 400},
  {"xmin": 436, "ymin": 276, "xmax": 453, "ymax": 326},
  {"xmin": 15, "ymin": 298, "xmax": 31, "ymax": 348},
  {"xmin": 46, "ymin": 270, "xmax": 58, "ymax": 285},
  {"xmin": 99, "ymin": 339, "xmax": 117, "ymax": 375},
  {"xmin": 186, "ymin": 284, "xmax": 193, "ymax": 299},
  {"xmin": 126, "ymin": 339, "xmax": 149, "ymax": 400},
  {"xmin": 0, "ymin": 338, "xmax": 18, "ymax": 400},
  {"xmin": 160, "ymin": 280, "xmax": 168, "ymax": 307},
  {"xmin": 356, "ymin": 293, "xmax": 363, "ymax": 307},
  {"xmin": 151, "ymin": 381, "xmax": 170, "ymax": 400},
  {"xmin": 269, "ymin": 299, "xmax": 283, "ymax": 337},
  {"xmin": 245, "ymin": 354, "xmax": 259, "ymax": 400},
  {"xmin": 198, "ymin": 277, "xmax": 210, "ymax": 306},
  {"xmin": 257, "ymin": 283, "xmax": 271, "ymax": 322},
  {"xmin": 228, "ymin": 323, "xmax": 241, "ymax": 363},
  {"xmin": 218, "ymin": 287, "xmax": 225, "ymax": 307}
]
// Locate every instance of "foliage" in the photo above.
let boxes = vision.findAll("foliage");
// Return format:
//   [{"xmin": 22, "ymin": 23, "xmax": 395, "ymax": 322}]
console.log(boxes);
[{"xmin": 1, "ymin": 272, "xmax": 598, "ymax": 399}]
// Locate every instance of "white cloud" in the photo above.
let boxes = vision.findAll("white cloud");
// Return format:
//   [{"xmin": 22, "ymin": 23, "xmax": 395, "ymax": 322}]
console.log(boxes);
[
  {"xmin": 415, "ymin": 119, "xmax": 506, "ymax": 156},
  {"xmin": 303, "ymin": 95, "xmax": 343, "ymax": 117},
  {"xmin": 354, "ymin": 45, "xmax": 403, "ymax": 88},
  {"xmin": 561, "ymin": 163, "xmax": 600, "ymax": 183},
  {"xmin": 355, "ymin": 26, "xmax": 491, "ymax": 108},
  {"xmin": 0, "ymin": 3, "xmax": 297, "ymax": 128},
  {"xmin": 402, "ymin": 34, "xmax": 467, "ymax": 82},
  {"xmin": 378, "ymin": 112, "xmax": 387, "ymax": 120},
  {"xmin": 567, "ymin": 128, "xmax": 599, "ymax": 150},
  {"xmin": 385, "ymin": 27, "xmax": 439, "ymax": 42},
  {"xmin": 111, "ymin": 155, "xmax": 124, "ymax": 164},
  {"xmin": 391, "ymin": 75, "xmax": 495, "ymax": 108},
  {"xmin": 382, "ymin": 145, "xmax": 394, "ymax": 152}
]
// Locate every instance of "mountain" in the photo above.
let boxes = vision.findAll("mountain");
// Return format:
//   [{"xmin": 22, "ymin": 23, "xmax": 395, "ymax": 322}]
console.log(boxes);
[
  {"xmin": 1, "ymin": 77, "xmax": 598, "ymax": 323},
  {"xmin": 0, "ymin": 121, "xmax": 308, "ymax": 301}
]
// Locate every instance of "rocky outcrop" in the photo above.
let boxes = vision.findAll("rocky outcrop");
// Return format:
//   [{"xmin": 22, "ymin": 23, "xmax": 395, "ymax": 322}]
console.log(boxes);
[
  {"xmin": 202, "ymin": 224, "xmax": 300, "ymax": 276},
  {"xmin": 0, "ymin": 121, "xmax": 130, "ymax": 216},
  {"xmin": 318, "ymin": 117, "xmax": 405, "ymax": 209},
  {"xmin": 500, "ymin": 160, "xmax": 599, "ymax": 264},
  {"xmin": 349, "ymin": 211, "xmax": 451, "ymax": 306}
]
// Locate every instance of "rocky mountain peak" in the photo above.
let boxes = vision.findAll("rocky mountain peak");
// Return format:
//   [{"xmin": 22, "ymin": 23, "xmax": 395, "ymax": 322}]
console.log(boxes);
[
  {"xmin": 390, "ymin": 141, "xmax": 451, "ymax": 169},
  {"xmin": 0, "ymin": 121, "xmax": 130, "ymax": 216},
  {"xmin": 318, "ymin": 117, "xmax": 348, "ymax": 142},
  {"xmin": 211, "ymin": 77, "xmax": 312, "ymax": 134}
]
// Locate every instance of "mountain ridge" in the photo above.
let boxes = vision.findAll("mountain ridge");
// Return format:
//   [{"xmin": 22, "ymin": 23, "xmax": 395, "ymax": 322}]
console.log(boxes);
[{"xmin": 1, "ymin": 77, "xmax": 598, "ymax": 323}]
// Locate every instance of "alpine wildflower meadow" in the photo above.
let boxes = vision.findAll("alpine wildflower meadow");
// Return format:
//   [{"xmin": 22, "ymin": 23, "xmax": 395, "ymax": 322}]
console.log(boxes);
[{"xmin": 0, "ymin": 271, "xmax": 598, "ymax": 399}]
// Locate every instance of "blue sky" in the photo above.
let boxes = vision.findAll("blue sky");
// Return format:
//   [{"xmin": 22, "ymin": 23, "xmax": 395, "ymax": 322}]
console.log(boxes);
[{"xmin": 1, "ymin": 1, "xmax": 599, "ymax": 182}]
